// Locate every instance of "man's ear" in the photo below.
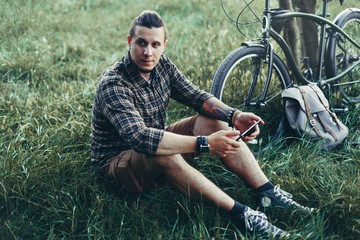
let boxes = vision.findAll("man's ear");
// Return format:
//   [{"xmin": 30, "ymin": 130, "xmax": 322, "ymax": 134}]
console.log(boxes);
[
  {"xmin": 164, "ymin": 40, "xmax": 168, "ymax": 47},
  {"xmin": 127, "ymin": 36, "xmax": 131, "ymax": 47}
]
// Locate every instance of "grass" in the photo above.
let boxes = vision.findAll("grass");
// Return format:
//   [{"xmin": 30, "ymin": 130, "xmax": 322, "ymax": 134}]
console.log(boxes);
[{"xmin": 1, "ymin": 0, "xmax": 360, "ymax": 239}]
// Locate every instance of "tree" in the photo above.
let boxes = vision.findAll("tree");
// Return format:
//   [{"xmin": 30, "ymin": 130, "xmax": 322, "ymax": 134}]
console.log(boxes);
[{"xmin": 279, "ymin": 0, "xmax": 318, "ymax": 75}]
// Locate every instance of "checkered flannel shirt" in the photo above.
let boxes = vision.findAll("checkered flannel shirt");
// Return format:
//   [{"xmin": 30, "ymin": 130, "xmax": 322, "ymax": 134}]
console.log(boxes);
[{"xmin": 91, "ymin": 51, "xmax": 212, "ymax": 164}]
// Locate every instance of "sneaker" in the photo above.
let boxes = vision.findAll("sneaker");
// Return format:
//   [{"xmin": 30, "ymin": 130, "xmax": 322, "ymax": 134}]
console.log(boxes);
[
  {"xmin": 241, "ymin": 206, "xmax": 289, "ymax": 239},
  {"xmin": 258, "ymin": 185, "xmax": 315, "ymax": 214}
]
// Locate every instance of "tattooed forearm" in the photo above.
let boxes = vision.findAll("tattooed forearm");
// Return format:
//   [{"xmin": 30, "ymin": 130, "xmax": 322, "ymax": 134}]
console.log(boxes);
[{"xmin": 200, "ymin": 97, "xmax": 233, "ymax": 122}]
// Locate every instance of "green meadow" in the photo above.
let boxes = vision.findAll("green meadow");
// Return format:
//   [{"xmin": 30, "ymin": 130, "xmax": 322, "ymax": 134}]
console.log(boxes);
[{"xmin": 1, "ymin": 0, "xmax": 359, "ymax": 239}]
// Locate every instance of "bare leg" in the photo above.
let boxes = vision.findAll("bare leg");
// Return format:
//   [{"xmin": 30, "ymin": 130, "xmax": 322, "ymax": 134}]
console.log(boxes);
[
  {"xmin": 193, "ymin": 115, "xmax": 269, "ymax": 189},
  {"xmin": 148, "ymin": 154, "xmax": 235, "ymax": 211},
  {"xmin": 145, "ymin": 115, "xmax": 268, "ymax": 212}
]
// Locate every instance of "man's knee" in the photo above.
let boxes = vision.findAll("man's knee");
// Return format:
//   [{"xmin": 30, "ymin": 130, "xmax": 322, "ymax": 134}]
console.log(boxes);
[
  {"xmin": 148, "ymin": 154, "xmax": 187, "ymax": 173},
  {"xmin": 194, "ymin": 115, "xmax": 229, "ymax": 136}
]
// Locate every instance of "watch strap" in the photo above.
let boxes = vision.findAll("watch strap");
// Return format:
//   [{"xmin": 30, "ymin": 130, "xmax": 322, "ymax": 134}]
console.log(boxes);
[
  {"xmin": 196, "ymin": 136, "xmax": 202, "ymax": 153},
  {"xmin": 196, "ymin": 136, "xmax": 210, "ymax": 154}
]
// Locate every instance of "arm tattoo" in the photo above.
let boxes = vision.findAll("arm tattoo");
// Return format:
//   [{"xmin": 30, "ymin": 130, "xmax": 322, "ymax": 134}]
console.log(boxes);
[{"xmin": 199, "ymin": 97, "xmax": 233, "ymax": 122}]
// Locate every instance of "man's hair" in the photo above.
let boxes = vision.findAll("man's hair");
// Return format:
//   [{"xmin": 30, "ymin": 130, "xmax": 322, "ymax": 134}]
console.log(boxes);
[{"xmin": 129, "ymin": 10, "xmax": 167, "ymax": 41}]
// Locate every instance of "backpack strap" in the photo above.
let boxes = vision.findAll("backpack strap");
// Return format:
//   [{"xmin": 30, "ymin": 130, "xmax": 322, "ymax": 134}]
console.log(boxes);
[
  {"xmin": 307, "ymin": 85, "xmax": 340, "ymax": 141},
  {"xmin": 296, "ymin": 86, "xmax": 323, "ymax": 137},
  {"xmin": 308, "ymin": 85, "xmax": 345, "ymax": 130},
  {"xmin": 314, "ymin": 114, "xmax": 339, "ymax": 142}
]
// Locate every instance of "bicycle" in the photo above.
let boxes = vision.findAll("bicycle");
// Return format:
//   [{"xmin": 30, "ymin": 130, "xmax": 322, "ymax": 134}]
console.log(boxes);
[{"xmin": 211, "ymin": 0, "xmax": 360, "ymax": 153}]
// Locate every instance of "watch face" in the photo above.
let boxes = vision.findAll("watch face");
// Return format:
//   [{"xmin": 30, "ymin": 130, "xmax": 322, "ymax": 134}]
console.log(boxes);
[
  {"xmin": 197, "ymin": 136, "xmax": 210, "ymax": 154},
  {"xmin": 200, "ymin": 145, "xmax": 210, "ymax": 153}
]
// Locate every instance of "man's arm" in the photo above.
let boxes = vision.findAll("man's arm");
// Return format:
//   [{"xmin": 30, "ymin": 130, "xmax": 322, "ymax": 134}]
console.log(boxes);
[
  {"xmin": 155, "ymin": 130, "xmax": 241, "ymax": 157},
  {"xmin": 199, "ymin": 97, "xmax": 239, "ymax": 126},
  {"xmin": 199, "ymin": 97, "xmax": 264, "ymax": 142},
  {"xmin": 155, "ymin": 97, "xmax": 263, "ymax": 156},
  {"xmin": 155, "ymin": 132, "xmax": 197, "ymax": 155}
]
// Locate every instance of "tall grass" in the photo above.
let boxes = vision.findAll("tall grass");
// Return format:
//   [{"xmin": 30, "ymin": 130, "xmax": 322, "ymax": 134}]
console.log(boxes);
[{"xmin": 1, "ymin": 0, "xmax": 359, "ymax": 239}]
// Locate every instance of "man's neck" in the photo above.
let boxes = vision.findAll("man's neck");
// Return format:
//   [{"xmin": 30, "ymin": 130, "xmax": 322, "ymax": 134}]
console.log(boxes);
[{"xmin": 139, "ymin": 72, "xmax": 151, "ymax": 81}]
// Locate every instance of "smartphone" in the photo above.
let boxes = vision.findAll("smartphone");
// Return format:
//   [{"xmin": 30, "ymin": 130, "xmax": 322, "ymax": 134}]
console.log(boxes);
[{"xmin": 236, "ymin": 120, "xmax": 261, "ymax": 141}]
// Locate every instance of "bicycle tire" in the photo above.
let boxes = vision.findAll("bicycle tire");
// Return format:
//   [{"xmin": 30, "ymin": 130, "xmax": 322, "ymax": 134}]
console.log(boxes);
[
  {"xmin": 211, "ymin": 46, "xmax": 292, "ymax": 154},
  {"xmin": 325, "ymin": 9, "xmax": 360, "ymax": 103}
]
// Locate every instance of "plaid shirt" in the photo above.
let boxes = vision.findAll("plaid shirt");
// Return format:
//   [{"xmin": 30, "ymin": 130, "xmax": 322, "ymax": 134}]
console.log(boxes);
[{"xmin": 91, "ymin": 51, "xmax": 212, "ymax": 164}]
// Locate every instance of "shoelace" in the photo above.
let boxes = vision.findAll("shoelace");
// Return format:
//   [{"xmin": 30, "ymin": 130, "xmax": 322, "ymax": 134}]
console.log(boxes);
[
  {"xmin": 243, "ymin": 208, "xmax": 284, "ymax": 237},
  {"xmin": 273, "ymin": 185, "xmax": 312, "ymax": 212}
]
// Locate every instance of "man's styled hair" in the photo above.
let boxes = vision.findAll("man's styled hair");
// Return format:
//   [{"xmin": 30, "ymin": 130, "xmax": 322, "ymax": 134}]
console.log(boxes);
[{"xmin": 129, "ymin": 10, "xmax": 167, "ymax": 41}]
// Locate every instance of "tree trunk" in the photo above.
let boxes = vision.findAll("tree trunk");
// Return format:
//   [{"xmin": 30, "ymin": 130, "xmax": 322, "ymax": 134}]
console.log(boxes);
[
  {"xmin": 279, "ymin": 0, "xmax": 318, "ymax": 72},
  {"xmin": 279, "ymin": 0, "xmax": 300, "ymax": 66},
  {"xmin": 294, "ymin": 0, "xmax": 318, "ymax": 70}
]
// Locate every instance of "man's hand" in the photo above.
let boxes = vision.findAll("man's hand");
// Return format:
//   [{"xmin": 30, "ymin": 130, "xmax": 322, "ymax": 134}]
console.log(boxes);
[
  {"xmin": 207, "ymin": 130, "xmax": 241, "ymax": 158},
  {"xmin": 232, "ymin": 112, "xmax": 264, "ymax": 143}
]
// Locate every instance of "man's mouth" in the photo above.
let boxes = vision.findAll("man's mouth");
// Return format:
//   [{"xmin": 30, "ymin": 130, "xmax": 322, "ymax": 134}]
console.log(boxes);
[{"xmin": 142, "ymin": 59, "xmax": 153, "ymax": 63}]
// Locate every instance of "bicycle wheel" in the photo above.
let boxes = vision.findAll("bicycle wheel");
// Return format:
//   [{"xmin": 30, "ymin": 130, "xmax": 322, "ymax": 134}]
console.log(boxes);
[
  {"xmin": 211, "ymin": 45, "xmax": 292, "ymax": 154},
  {"xmin": 325, "ymin": 9, "xmax": 360, "ymax": 103}
]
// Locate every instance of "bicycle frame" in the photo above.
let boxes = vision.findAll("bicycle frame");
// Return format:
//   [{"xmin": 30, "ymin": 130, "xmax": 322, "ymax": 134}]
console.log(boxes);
[{"xmin": 260, "ymin": 0, "xmax": 360, "ymax": 88}]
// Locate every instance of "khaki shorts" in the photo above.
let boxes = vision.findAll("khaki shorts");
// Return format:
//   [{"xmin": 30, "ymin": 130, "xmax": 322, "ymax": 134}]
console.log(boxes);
[{"xmin": 105, "ymin": 115, "xmax": 198, "ymax": 194}]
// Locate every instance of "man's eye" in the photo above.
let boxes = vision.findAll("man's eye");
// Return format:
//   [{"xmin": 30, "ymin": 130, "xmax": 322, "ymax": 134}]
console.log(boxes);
[
  {"xmin": 153, "ymin": 43, "xmax": 160, "ymax": 47},
  {"xmin": 138, "ymin": 41, "xmax": 145, "ymax": 46}
]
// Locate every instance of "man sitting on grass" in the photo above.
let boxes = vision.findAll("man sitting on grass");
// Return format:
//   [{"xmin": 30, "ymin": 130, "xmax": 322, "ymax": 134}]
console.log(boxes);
[{"xmin": 91, "ymin": 10, "xmax": 314, "ymax": 239}]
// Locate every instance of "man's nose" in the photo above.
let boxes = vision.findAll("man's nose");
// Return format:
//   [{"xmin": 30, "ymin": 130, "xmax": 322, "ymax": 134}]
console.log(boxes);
[{"xmin": 144, "ymin": 46, "xmax": 152, "ymax": 56}]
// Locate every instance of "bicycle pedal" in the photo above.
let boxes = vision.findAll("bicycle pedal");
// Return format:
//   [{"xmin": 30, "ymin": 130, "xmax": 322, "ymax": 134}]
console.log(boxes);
[{"xmin": 332, "ymin": 104, "xmax": 349, "ymax": 114}]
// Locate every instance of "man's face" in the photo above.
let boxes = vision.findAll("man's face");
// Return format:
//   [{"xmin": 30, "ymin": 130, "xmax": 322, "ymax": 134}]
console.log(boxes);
[{"xmin": 127, "ymin": 26, "xmax": 167, "ymax": 79}]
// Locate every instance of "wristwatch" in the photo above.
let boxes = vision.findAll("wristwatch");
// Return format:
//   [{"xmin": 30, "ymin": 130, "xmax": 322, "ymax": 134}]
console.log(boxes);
[{"xmin": 196, "ymin": 136, "xmax": 210, "ymax": 154}]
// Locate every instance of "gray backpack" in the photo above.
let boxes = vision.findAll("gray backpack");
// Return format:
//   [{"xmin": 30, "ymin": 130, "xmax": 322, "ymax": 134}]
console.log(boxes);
[{"xmin": 282, "ymin": 84, "xmax": 349, "ymax": 150}]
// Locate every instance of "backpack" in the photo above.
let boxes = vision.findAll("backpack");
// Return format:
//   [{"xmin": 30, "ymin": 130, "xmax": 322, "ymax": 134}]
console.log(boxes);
[{"xmin": 282, "ymin": 84, "xmax": 349, "ymax": 150}]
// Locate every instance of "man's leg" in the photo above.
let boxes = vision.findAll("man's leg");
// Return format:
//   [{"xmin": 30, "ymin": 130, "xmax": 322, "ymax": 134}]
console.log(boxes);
[
  {"xmin": 193, "ymin": 115, "xmax": 269, "ymax": 189},
  {"xmin": 149, "ymin": 154, "xmax": 236, "ymax": 211},
  {"xmin": 145, "ymin": 153, "xmax": 288, "ymax": 238},
  {"xmin": 193, "ymin": 115, "xmax": 314, "ymax": 214},
  {"xmin": 164, "ymin": 115, "xmax": 267, "ymax": 204},
  {"xmin": 105, "ymin": 145, "xmax": 234, "ymax": 211},
  {"xmin": 105, "ymin": 116, "xmax": 288, "ymax": 238}
]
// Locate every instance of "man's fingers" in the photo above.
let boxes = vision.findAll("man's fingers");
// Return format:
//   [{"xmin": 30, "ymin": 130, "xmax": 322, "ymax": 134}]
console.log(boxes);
[{"xmin": 225, "ymin": 130, "xmax": 240, "ymax": 136}]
